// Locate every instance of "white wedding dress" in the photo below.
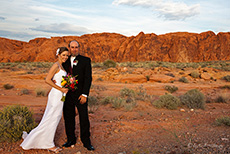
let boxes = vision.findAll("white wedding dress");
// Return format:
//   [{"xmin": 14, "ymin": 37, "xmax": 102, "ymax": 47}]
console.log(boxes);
[{"xmin": 20, "ymin": 69, "xmax": 66, "ymax": 150}]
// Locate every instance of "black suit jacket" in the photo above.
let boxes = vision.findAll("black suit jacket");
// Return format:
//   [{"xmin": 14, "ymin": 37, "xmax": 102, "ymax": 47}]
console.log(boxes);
[{"xmin": 62, "ymin": 55, "xmax": 92, "ymax": 100}]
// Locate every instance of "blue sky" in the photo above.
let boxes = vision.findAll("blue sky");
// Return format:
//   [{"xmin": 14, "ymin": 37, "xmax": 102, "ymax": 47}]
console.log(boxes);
[{"xmin": 0, "ymin": 0, "xmax": 229, "ymax": 42}]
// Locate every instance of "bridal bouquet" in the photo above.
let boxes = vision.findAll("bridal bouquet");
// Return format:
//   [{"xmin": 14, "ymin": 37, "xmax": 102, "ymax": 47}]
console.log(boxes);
[{"xmin": 60, "ymin": 73, "xmax": 78, "ymax": 101}]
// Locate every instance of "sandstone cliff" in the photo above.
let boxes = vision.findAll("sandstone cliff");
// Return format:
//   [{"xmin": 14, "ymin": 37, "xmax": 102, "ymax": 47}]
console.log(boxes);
[{"xmin": 0, "ymin": 31, "xmax": 229, "ymax": 63}]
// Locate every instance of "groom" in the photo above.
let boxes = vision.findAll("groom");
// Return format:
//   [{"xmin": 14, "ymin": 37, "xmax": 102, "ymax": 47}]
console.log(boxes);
[{"xmin": 62, "ymin": 40, "xmax": 94, "ymax": 151}]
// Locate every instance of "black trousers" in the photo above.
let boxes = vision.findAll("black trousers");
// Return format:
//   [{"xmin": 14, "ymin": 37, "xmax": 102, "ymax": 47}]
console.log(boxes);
[{"xmin": 63, "ymin": 94, "xmax": 91, "ymax": 146}]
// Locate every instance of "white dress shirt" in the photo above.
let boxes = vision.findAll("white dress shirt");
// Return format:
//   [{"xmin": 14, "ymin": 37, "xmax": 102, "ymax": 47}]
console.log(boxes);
[{"xmin": 70, "ymin": 56, "xmax": 76, "ymax": 68}]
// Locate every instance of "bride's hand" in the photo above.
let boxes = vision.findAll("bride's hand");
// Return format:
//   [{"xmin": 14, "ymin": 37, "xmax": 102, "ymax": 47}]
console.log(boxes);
[{"xmin": 61, "ymin": 88, "xmax": 68, "ymax": 94}]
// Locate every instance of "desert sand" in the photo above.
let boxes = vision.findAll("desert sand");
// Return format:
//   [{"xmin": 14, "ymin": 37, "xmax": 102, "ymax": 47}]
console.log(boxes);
[{"xmin": 0, "ymin": 64, "xmax": 230, "ymax": 154}]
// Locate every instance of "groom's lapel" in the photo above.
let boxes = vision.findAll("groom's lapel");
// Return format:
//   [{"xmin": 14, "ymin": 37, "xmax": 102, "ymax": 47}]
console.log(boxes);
[{"xmin": 66, "ymin": 56, "xmax": 72, "ymax": 74}]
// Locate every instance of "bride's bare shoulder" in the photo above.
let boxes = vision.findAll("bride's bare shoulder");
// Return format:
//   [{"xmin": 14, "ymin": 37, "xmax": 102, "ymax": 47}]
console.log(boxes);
[
  {"xmin": 50, "ymin": 62, "xmax": 59, "ymax": 69},
  {"xmin": 51, "ymin": 62, "xmax": 59, "ymax": 68},
  {"xmin": 47, "ymin": 62, "xmax": 59, "ymax": 73}
]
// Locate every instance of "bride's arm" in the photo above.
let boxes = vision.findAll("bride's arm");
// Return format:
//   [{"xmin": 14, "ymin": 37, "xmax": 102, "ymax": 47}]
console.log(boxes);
[{"xmin": 45, "ymin": 63, "xmax": 68, "ymax": 94}]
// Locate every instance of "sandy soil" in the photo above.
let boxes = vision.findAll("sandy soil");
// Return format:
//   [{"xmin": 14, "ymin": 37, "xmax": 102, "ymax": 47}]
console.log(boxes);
[{"xmin": 0, "ymin": 67, "xmax": 230, "ymax": 154}]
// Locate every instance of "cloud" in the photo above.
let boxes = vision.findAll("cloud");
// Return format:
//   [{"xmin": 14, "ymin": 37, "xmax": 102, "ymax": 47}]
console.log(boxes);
[
  {"xmin": 113, "ymin": 0, "xmax": 154, "ymax": 7},
  {"xmin": 155, "ymin": 2, "xmax": 200, "ymax": 20},
  {"xmin": 30, "ymin": 23, "xmax": 91, "ymax": 35},
  {"xmin": 112, "ymin": 0, "xmax": 200, "ymax": 20},
  {"xmin": 0, "ymin": 16, "xmax": 6, "ymax": 20}
]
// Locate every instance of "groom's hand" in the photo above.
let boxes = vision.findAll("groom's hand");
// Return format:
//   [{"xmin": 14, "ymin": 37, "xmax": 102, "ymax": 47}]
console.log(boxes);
[{"xmin": 78, "ymin": 95, "xmax": 87, "ymax": 104}]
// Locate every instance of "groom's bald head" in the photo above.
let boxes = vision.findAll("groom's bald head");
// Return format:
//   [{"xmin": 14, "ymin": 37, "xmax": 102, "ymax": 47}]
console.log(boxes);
[{"xmin": 68, "ymin": 40, "xmax": 80, "ymax": 48}]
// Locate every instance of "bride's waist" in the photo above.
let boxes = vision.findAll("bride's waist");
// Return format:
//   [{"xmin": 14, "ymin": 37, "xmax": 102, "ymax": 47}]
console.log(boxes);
[
  {"xmin": 50, "ymin": 88, "xmax": 63, "ymax": 95},
  {"xmin": 55, "ymin": 82, "xmax": 62, "ymax": 87},
  {"xmin": 51, "ymin": 84, "xmax": 62, "ymax": 92}
]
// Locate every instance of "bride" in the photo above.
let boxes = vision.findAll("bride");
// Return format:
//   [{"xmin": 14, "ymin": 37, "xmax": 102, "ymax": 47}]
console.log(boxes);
[{"xmin": 20, "ymin": 47, "xmax": 69, "ymax": 153}]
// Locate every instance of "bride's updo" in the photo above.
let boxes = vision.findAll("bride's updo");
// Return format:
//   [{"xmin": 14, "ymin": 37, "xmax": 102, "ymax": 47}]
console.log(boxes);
[{"xmin": 56, "ymin": 47, "xmax": 69, "ymax": 56}]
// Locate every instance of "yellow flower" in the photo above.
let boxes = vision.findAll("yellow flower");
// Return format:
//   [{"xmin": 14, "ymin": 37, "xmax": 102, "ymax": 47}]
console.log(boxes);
[{"xmin": 61, "ymin": 80, "xmax": 67, "ymax": 86}]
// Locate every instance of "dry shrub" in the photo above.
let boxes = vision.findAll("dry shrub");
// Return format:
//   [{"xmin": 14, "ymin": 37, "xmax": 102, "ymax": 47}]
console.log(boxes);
[
  {"xmin": 3, "ymin": 84, "xmax": 14, "ymax": 90},
  {"xmin": 179, "ymin": 77, "xmax": 189, "ymax": 83},
  {"xmin": 215, "ymin": 93, "xmax": 229, "ymax": 103},
  {"xmin": 120, "ymin": 88, "xmax": 135, "ymax": 98},
  {"xmin": 103, "ymin": 59, "xmax": 116, "ymax": 68},
  {"xmin": 35, "ymin": 87, "xmax": 47, "ymax": 97},
  {"xmin": 120, "ymin": 88, "xmax": 137, "ymax": 111},
  {"xmin": 101, "ymin": 96, "xmax": 114, "ymax": 105},
  {"xmin": 88, "ymin": 96, "xmax": 99, "ymax": 113},
  {"xmin": 135, "ymin": 85, "xmax": 148, "ymax": 101},
  {"xmin": 164, "ymin": 85, "xmax": 178, "ymax": 93},
  {"xmin": 152, "ymin": 93, "xmax": 181, "ymax": 110},
  {"xmin": 111, "ymin": 97, "xmax": 125, "ymax": 109},
  {"xmin": 124, "ymin": 97, "xmax": 136, "ymax": 111},
  {"xmin": 190, "ymin": 71, "xmax": 200, "ymax": 78},
  {"xmin": 219, "ymin": 85, "xmax": 230, "ymax": 90},
  {"xmin": 21, "ymin": 88, "xmax": 30, "ymax": 95},
  {"xmin": 215, "ymin": 116, "xmax": 230, "ymax": 126},
  {"xmin": 180, "ymin": 89, "xmax": 205, "ymax": 109},
  {"xmin": 222, "ymin": 75, "xmax": 230, "ymax": 82}
]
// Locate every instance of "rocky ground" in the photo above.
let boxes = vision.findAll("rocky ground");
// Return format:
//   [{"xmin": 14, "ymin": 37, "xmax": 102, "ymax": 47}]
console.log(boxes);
[{"xmin": 0, "ymin": 65, "xmax": 230, "ymax": 154}]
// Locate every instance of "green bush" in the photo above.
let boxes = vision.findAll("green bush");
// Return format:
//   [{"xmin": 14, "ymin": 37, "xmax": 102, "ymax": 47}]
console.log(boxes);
[
  {"xmin": 102, "ymin": 95, "xmax": 137, "ymax": 111},
  {"xmin": 215, "ymin": 116, "xmax": 230, "ymax": 126},
  {"xmin": 120, "ymin": 88, "xmax": 136, "ymax": 98},
  {"xmin": 152, "ymin": 93, "xmax": 181, "ymax": 110},
  {"xmin": 31, "ymin": 62, "xmax": 53, "ymax": 68},
  {"xmin": 190, "ymin": 71, "xmax": 200, "ymax": 78},
  {"xmin": 92, "ymin": 62, "xmax": 103, "ymax": 68},
  {"xmin": 111, "ymin": 97, "xmax": 125, "ymax": 109},
  {"xmin": 164, "ymin": 85, "xmax": 178, "ymax": 93},
  {"xmin": 103, "ymin": 59, "xmax": 116, "ymax": 68},
  {"xmin": 21, "ymin": 88, "xmax": 30, "ymax": 95},
  {"xmin": 180, "ymin": 89, "xmax": 205, "ymax": 109},
  {"xmin": 179, "ymin": 77, "xmax": 189, "ymax": 83},
  {"xmin": 222, "ymin": 75, "xmax": 230, "ymax": 82},
  {"xmin": 0, "ymin": 105, "xmax": 37, "ymax": 142},
  {"xmin": 3, "ymin": 84, "xmax": 14, "ymax": 90},
  {"xmin": 135, "ymin": 85, "xmax": 148, "ymax": 101},
  {"xmin": 101, "ymin": 96, "xmax": 114, "ymax": 105}
]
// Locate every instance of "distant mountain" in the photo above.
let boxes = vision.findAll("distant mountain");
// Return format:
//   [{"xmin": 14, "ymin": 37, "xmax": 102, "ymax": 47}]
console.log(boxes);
[{"xmin": 0, "ymin": 31, "xmax": 229, "ymax": 63}]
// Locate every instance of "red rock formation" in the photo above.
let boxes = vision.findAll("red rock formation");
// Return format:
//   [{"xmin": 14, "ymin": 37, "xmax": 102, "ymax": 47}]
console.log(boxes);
[{"xmin": 0, "ymin": 31, "xmax": 229, "ymax": 63}]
